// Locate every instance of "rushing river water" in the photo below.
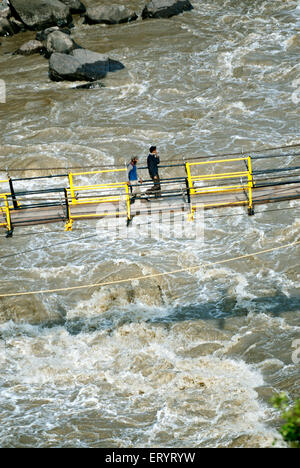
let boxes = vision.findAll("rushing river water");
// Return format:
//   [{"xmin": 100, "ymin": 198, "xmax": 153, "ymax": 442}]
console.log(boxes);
[{"xmin": 0, "ymin": 0, "xmax": 299, "ymax": 448}]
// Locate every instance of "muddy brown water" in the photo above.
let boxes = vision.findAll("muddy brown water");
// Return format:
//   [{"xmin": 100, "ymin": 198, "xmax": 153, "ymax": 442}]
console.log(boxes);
[{"xmin": 0, "ymin": 0, "xmax": 299, "ymax": 448}]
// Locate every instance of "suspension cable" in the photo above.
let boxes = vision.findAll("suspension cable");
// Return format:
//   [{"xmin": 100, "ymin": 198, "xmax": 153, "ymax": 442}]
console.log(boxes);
[
  {"xmin": 1, "ymin": 143, "xmax": 300, "ymax": 174},
  {"xmin": 0, "ymin": 240, "xmax": 299, "ymax": 299}
]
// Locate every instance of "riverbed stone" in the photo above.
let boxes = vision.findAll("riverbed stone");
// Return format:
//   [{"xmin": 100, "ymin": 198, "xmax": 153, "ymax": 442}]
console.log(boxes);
[
  {"xmin": 9, "ymin": 15, "xmax": 26, "ymax": 33},
  {"xmin": 142, "ymin": 0, "xmax": 194, "ymax": 19},
  {"xmin": 14, "ymin": 39, "xmax": 45, "ymax": 55},
  {"xmin": 75, "ymin": 80, "xmax": 105, "ymax": 89},
  {"xmin": 45, "ymin": 30, "xmax": 77, "ymax": 55},
  {"xmin": 0, "ymin": 0, "xmax": 10, "ymax": 19},
  {"xmin": 9, "ymin": 0, "xmax": 73, "ymax": 31},
  {"xmin": 84, "ymin": 4, "xmax": 138, "ymax": 25},
  {"xmin": 59, "ymin": 0, "xmax": 86, "ymax": 14},
  {"xmin": 36, "ymin": 26, "xmax": 63, "ymax": 41},
  {"xmin": 49, "ymin": 48, "xmax": 125, "ymax": 82},
  {"xmin": 0, "ymin": 17, "xmax": 14, "ymax": 36},
  {"xmin": 35, "ymin": 27, "xmax": 81, "ymax": 57}
]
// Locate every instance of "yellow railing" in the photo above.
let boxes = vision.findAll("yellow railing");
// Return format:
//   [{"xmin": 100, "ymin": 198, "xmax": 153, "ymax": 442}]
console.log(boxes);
[
  {"xmin": 0, "ymin": 160, "xmax": 256, "ymax": 234},
  {"xmin": 0, "ymin": 179, "xmax": 9, "ymax": 197},
  {"xmin": 68, "ymin": 168, "xmax": 127, "ymax": 205},
  {"xmin": 65, "ymin": 170, "xmax": 131, "ymax": 231},
  {"xmin": 0, "ymin": 194, "xmax": 12, "ymax": 232},
  {"xmin": 186, "ymin": 157, "xmax": 254, "ymax": 219},
  {"xmin": 0, "ymin": 180, "xmax": 13, "ymax": 233}
]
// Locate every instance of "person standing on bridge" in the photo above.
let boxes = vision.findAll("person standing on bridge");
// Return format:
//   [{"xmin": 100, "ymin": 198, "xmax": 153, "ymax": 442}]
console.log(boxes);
[
  {"xmin": 127, "ymin": 156, "xmax": 142, "ymax": 204},
  {"xmin": 147, "ymin": 146, "xmax": 161, "ymax": 192}
]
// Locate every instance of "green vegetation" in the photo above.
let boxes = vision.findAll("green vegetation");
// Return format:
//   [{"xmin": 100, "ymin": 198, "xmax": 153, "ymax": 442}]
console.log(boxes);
[{"xmin": 271, "ymin": 393, "xmax": 300, "ymax": 448}]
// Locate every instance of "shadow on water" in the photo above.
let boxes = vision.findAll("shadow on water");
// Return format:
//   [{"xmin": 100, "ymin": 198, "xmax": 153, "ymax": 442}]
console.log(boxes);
[
  {"xmin": 152, "ymin": 293, "xmax": 300, "ymax": 324},
  {"xmin": 40, "ymin": 292, "xmax": 300, "ymax": 336}
]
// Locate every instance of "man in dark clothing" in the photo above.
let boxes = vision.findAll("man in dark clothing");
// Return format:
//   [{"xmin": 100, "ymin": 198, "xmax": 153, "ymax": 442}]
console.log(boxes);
[{"xmin": 147, "ymin": 146, "xmax": 161, "ymax": 192}]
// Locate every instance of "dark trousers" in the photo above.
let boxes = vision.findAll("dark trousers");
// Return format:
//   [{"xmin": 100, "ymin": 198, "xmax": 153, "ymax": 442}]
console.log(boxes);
[{"xmin": 151, "ymin": 175, "xmax": 161, "ymax": 190}]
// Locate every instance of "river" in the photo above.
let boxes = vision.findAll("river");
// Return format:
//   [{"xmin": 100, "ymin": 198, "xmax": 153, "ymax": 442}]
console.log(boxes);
[{"xmin": 0, "ymin": 0, "xmax": 299, "ymax": 448}]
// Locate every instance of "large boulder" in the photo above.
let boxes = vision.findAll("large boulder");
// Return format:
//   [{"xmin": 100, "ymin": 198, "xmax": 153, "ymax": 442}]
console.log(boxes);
[
  {"xmin": 45, "ymin": 29, "xmax": 78, "ymax": 55},
  {"xmin": 0, "ymin": 1, "xmax": 26, "ymax": 35},
  {"xmin": 9, "ymin": 0, "xmax": 73, "ymax": 30},
  {"xmin": 59, "ymin": 0, "xmax": 86, "ymax": 14},
  {"xmin": 49, "ymin": 48, "xmax": 125, "ymax": 82},
  {"xmin": 14, "ymin": 28, "xmax": 77, "ymax": 56},
  {"xmin": 84, "ymin": 4, "xmax": 138, "ymax": 25},
  {"xmin": 142, "ymin": 0, "xmax": 194, "ymax": 19}
]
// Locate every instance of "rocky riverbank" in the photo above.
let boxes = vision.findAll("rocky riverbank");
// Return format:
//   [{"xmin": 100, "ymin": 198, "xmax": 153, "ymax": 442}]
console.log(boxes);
[{"xmin": 1, "ymin": 0, "xmax": 194, "ymax": 83}]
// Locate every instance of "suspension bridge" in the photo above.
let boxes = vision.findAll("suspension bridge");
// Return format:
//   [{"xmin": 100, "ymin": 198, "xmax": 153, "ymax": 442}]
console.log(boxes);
[{"xmin": 1, "ymin": 150, "xmax": 300, "ymax": 237}]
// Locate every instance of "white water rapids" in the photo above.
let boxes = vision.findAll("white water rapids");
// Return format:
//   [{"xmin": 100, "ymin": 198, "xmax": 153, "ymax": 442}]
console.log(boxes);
[{"xmin": 0, "ymin": 0, "xmax": 299, "ymax": 448}]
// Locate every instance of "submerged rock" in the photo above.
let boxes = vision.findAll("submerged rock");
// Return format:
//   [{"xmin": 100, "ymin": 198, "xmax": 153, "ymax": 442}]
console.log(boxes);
[
  {"xmin": 9, "ymin": 0, "xmax": 73, "ymax": 31},
  {"xmin": 49, "ymin": 48, "xmax": 125, "ymax": 82},
  {"xmin": 84, "ymin": 4, "xmax": 138, "ymax": 25},
  {"xmin": 0, "ymin": 295, "xmax": 62, "ymax": 325},
  {"xmin": 142, "ymin": 0, "xmax": 194, "ymax": 19},
  {"xmin": 75, "ymin": 80, "xmax": 105, "ymax": 89},
  {"xmin": 14, "ymin": 39, "xmax": 45, "ymax": 55}
]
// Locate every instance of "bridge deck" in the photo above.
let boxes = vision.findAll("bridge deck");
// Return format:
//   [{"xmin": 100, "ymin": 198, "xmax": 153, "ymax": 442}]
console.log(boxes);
[
  {"xmin": 5, "ymin": 181, "xmax": 300, "ymax": 228},
  {"xmin": 1, "ymin": 155, "xmax": 300, "ymax": 233}
]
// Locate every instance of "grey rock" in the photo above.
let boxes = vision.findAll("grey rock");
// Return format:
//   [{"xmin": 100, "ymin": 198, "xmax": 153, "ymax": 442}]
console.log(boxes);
[
  {"xmin": 60, "ymin": 0, "xmax": 86, "ymax": 14},
  {"xmin": 9, "ymin": 0, "xmax": 73, "ymax": 30},
  {"xmin": 0, "ymin": 1, "xmax": 27, "ymax": 35},
  {"xmin": 35, "ymin": 26, "xmax": 80, "ymax": 57},
  {"xmin": 142, "ymin": 0, "xmax": 194, "ymax": 20},
  {"xmin": 49, "ymin": 48, "xmax": 125, "ymax": 82},
  {"xmin": 14, "ymin": 39, "xmax": 45, "ymax": 55},
  {"xmin": 0, "ymin": 17, "xmax": 14, "ymax": 36},
  {"xmin": 45, "ymin": 30, "xmax": 77, "ymax": 55},
  {"xmin": 0, "ymin": 0, "xmax": 10, "ymax": 19},
  {"xmin": 8, "ymin": 15, "xmax": 26, "ymax": 32},
  {"xmin": 36, "ymin": 26, "xmax": 72, "ymax": 41},
  {"xmin": 36, "ymin": 26, "xmax": 60, "ymax": 41},
  {"xmin": 84, "ymin": 4, "xmax": 138, "ymax": 25}
]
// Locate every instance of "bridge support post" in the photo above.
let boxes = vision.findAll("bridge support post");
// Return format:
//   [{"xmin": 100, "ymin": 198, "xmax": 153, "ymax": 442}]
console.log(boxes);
[
  {"xmin": 247, "ymin": 156, "xmax": 255, "ymax": 216},
  {"xmin": 64, "ymin": 189, "xmax": 73, "ymax": 231},
  {"xmin": 9, "ymin": 178, "xmax": 19, "ymax": 210}
]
